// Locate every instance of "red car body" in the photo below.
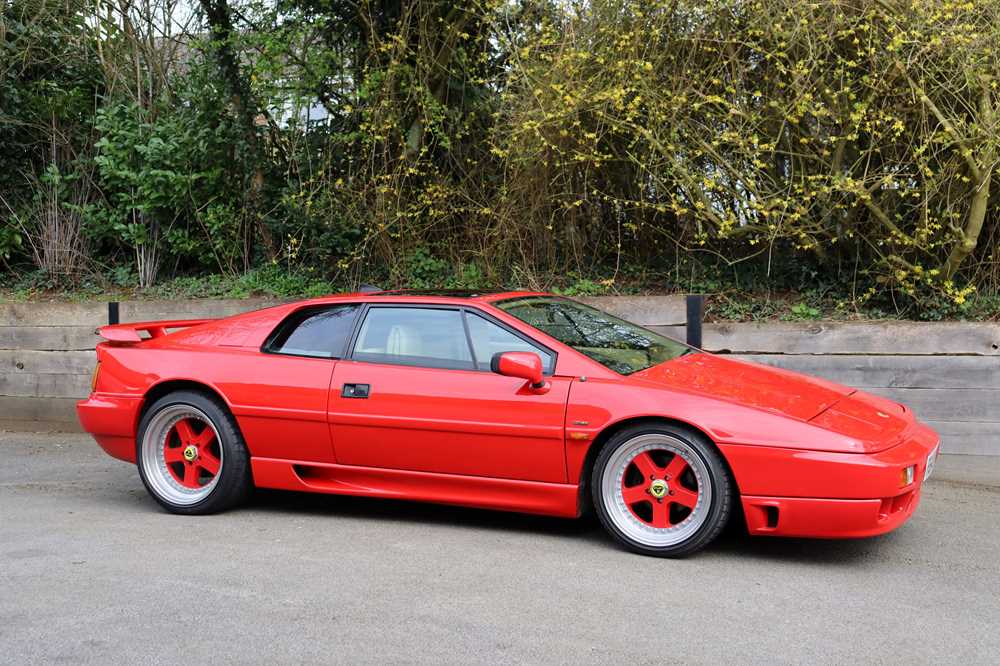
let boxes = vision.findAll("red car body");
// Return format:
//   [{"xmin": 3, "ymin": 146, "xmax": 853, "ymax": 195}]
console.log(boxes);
[{"xmin": 78, "ymin": 291, "xmax": 939, "ymax": 540}]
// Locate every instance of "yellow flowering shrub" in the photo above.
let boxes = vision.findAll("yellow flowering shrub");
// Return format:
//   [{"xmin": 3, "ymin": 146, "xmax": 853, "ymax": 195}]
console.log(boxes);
[{"xmin": 476, "ymin": 0, "xmax": 998, "ymax": 304}]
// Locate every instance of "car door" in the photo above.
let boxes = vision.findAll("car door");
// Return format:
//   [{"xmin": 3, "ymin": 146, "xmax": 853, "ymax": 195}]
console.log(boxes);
[
  {"xmin": 328, "ymin": 304, "xmax": 571, "ymax": 483},
  {"xmin": 226, "ymin": 303, "xmax": 360, "ymax": 463}
]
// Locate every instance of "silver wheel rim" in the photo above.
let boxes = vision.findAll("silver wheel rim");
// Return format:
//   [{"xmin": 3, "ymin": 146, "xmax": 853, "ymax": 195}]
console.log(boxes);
[
  {"xmin": 600, "ymin": 433, "xmax": 712, "ymax": 548},
  {"xmin": 140, "ymin": 404, "xmax": 223, "ymax": 506}
]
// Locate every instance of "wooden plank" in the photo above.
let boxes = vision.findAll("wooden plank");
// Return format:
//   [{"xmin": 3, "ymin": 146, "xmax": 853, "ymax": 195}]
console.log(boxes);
[
  {"xmin": 119, "ymin": 298, "xmax": 286, "ymax": 322},
  {"xmin": 0, "ymin": 301, "xmax": 105, "ymax": 327},
  {"xmin": 651, "ymin": 321, "xmax": 1000, "ymax": 355},
  {"xmin": 0, "ymin": 297, "xmax": 285, "ymax": 327},
  {"xmin": 0, "ymin": 298, "xmax": 287, "ymax": 351},
  {"xmin": 0, "ymin": 396, "xmax": 80, "ymax": 424},
  {"xmin": 925, "ymin": 421, "xmax": 1000, "ymax": 456},
  {"xmin": 739, "ymin": 354, "xmax": 1000, "ymax": 390},
  {"xmin": 0, "ymin": 372, "xmax": 92, "ymax": 399},
  {"xmin": 854, "ymin": 387, "xmax": 1000, "ymax": 422},
  {"xmin": 0, "ymin": 350, "xmax": 96, "ymax": 375},
  {"xmin": 0, "ymin": 326, "xmax": 99, "ymax": 351},
  {"xmin": 4, "ymin": 296, "xmax": 996, "ymax": 354},
  {"xmin": 579, "ymin": 295, "xmax": 688, "ymax": 326}
]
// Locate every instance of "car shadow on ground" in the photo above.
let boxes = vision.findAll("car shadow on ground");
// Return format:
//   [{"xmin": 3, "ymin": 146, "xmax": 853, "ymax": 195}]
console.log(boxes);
[
  {"xmin": 250, "ymin": 488, "xmax": 599, "ymax": 539},
  {"xmin": 247, "ymin": 488, "xmax": 891, "ymax": 564},
  {"xmin": 709, "ymin": 528, "xmax": 896, "ymax": 564}
]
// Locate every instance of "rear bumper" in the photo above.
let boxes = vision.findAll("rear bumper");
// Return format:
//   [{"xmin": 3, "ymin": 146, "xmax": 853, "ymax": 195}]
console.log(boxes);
[
  {"xmin": 723, "ymin": 421, "xmax": 939, "ymax": 538},
  {"xmin": 76, "ymin": 394, "xmax": 142, "ymax": 463}
]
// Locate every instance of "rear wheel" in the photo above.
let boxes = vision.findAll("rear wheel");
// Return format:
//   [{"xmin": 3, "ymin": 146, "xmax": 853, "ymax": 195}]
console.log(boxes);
[
  {"xmin": 136, "ymin": 390, "xmax": 251, "ymax": 514},
  {"xmin": 591, "ymin": 422, "xmax": 733, "ymax": 557}
]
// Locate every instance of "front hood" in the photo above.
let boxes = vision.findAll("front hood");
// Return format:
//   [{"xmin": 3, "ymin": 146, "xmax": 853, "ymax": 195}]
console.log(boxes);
[
  {"xmin": 632, "ymin": 353, "xmax": 913, "ymax": 452},
  {"xmin": 808, "ymin": 390, "xmax": 912, "ymax": 451},
  {"xmin": 632, "ymin": 353, "xmax": 852, "ymax": 422}
]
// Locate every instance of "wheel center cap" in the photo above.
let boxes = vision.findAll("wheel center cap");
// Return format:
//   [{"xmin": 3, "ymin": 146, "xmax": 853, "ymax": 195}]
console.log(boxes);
[
  {"xmin": 649, "ymin": 479, "xmax": 668, "ymax": 499},
  {"xmin": 183, "ymin": 445, "xmax": 198, "ymax": 462}
]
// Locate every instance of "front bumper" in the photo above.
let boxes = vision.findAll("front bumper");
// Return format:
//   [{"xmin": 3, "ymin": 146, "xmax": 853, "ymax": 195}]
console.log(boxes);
[
  {"xmin": 740, "ymin": 489, "xmax": 921, "ymax": 538},
  {"xmin": 76, "ymin": 393, "xmax": 143, "ymax": 463},
  {"xmin": 722, "ymin": 422, "xmax": 939, "ymax": 538}
]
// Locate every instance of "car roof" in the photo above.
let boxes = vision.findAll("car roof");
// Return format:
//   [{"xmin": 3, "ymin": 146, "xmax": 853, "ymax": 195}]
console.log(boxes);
[
  {"xmin": 296, "ymin": 289, "xmax": 549, "ymax": 306},
  {"xmin": 369, "ymin": 289, "xmax": 502, "ymax": 298}
]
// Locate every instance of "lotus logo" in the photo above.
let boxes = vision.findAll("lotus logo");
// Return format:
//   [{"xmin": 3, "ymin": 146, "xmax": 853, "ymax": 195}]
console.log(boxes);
[{"xmin": 649, "ymin": 479, "xmax": 668, "ymax": 499}]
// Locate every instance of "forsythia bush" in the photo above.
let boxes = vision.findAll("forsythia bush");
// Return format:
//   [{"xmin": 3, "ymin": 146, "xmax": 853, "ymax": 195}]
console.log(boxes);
[{"xmin": 494, "ymin": 0, "xmax": 999, "ymax": 303}]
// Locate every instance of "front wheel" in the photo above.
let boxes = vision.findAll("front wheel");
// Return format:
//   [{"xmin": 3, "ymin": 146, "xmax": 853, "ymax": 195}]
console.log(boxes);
[
  {"xmin": 136, "ymin": 390, "xmax": 252, "ymax": 514},
  {"xmin": 591, "ymin": 423, "xmax": 733, "ymax": 557}
]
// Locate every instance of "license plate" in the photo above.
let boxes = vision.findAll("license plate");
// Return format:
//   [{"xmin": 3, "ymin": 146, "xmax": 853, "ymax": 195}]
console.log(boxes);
[{"xmin": 924, "ymin": 445, "xmax": 939, "ymax": 481}]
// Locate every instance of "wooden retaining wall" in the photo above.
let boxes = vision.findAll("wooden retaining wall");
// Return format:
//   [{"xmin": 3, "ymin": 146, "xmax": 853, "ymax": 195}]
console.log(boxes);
[{"xmin": 2, "ymin": 296, "xmax": 997, "ymax": 455}]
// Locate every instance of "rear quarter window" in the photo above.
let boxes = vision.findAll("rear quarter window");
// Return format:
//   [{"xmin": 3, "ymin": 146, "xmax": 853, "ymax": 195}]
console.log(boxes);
[{"xmin": 265, "ymin": 304, "xmax": 360, "ymax": 358}]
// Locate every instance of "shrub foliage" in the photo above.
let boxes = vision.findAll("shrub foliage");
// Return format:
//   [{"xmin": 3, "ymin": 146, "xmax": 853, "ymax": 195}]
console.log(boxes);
[{"xmin": 1, "ymin": 0, "xmax": 998, "ymax": 312}]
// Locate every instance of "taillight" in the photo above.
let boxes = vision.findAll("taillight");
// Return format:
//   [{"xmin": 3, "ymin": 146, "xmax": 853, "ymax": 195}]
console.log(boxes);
[{"xmin": 90, "ymin": 362, "xmax": 101, "ymax": 392}]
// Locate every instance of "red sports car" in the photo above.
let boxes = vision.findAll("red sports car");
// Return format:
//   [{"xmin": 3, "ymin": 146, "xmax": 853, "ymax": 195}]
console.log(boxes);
[{"xmin": 78, "ymin": 291, "xmax": 940, "ymax": 556}]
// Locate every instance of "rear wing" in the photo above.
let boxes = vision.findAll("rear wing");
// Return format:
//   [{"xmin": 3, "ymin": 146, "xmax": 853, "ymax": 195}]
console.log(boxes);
[{"xmin": 96, "ymin": 319, "xmax": 214, "ymax": 344}]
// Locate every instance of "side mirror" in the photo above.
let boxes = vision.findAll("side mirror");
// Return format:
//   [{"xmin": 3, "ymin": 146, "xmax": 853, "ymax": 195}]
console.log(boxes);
[{"xmin": 490, "ymin": 351, "xmax": 545, "ymax": 389}]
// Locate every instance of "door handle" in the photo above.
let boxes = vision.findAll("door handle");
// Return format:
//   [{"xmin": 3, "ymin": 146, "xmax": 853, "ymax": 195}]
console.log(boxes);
[{"xmin": 341, "ymin": 383, "xmax": 370, "ymax": 399}]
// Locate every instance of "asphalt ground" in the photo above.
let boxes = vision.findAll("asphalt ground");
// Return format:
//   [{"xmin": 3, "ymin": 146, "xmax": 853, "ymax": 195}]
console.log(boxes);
[{"xmin": 2, "ymin": 431, "xmax": 999, "ymax": 665}]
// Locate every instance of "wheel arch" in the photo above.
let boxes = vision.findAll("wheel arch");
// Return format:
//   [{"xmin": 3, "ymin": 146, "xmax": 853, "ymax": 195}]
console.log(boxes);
[
  {"xmin": 137, "ymin": 379, "xmax": 235, "ymax": 434},
  {"xmin": 576, "ymin": 415, "xmax": 739, "ymax": 515}
]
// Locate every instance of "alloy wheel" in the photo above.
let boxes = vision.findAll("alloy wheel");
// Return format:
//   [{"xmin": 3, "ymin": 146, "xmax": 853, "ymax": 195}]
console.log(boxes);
[
  {"xmin": 600, "ymin": 433, "xmax": 712, "ymax": 547},
  {"xmin": 140, "ymin": 404, "xmax": 224, "ymax": 506}
]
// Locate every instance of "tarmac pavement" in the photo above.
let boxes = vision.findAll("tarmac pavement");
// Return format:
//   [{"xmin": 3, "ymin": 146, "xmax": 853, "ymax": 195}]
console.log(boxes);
[{"xmin": 2, "ymin": 432, "xmax": 999, "ymax": 664}]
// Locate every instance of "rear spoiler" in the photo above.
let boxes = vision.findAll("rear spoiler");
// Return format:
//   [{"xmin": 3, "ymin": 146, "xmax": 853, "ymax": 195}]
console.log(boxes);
[{"xmin": 96, "ymin": 319, "xmax": 214, "ymax": 343}]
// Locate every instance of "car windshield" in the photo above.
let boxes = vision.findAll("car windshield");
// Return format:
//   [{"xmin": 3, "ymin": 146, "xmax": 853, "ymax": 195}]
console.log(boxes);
[{"xmin": 495, "ymin": 296, "xmax": 693, "ymax": 375}]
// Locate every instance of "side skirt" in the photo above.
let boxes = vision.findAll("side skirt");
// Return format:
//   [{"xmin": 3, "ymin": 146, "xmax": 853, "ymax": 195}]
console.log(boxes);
[{"xmin": 251, "ymin": 457, "xmax": 582, "ymax": 518}]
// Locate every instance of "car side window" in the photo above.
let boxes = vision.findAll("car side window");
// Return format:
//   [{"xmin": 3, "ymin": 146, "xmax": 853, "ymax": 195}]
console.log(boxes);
[
  {"xmin": 351, "ymin": 307, "xmax": 474, "ymax": 370},
  {"xmin": 267, "ymin": 304, "xmax": 360, "ymax": 358},
  {"xmin": 465, "ymin": 311, "xmax": 554, "ymax": 373}
]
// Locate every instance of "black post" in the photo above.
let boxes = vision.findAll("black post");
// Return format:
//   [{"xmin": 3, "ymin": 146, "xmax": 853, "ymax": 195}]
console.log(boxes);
[
  {"xmin": 685, "ymin": 294, "xmax": 704, "ymax": 348},
  {"xmin": 108, "ymin": 301, "xmax": 120, "ymax": 325}
]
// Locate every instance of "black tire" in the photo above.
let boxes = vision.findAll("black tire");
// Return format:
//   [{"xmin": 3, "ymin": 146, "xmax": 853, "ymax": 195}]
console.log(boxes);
[
  {"xmin": 591, "ymin": 421, "xmax": 733, "ymax": 557},
  {"xmin": 136, "ymin": 390, "xmax": 252, "ymax": 515}
]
